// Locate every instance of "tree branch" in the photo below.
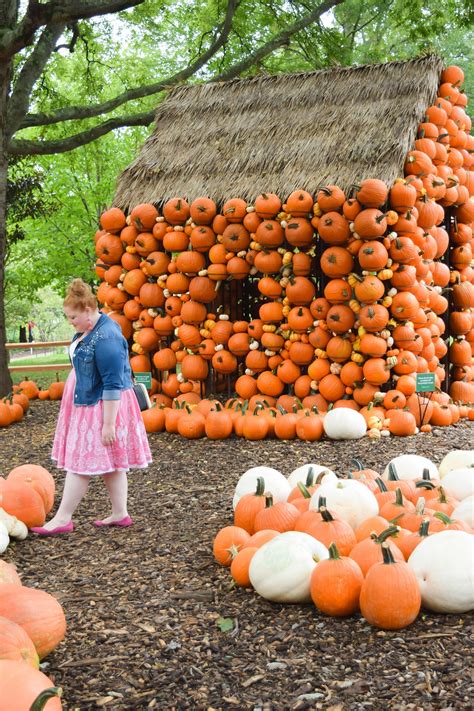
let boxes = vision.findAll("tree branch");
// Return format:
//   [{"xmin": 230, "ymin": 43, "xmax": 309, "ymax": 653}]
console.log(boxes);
[
  {"xmin": 20, "ymin": 0, "xmax": 240, "ymax": 129},
  {"xmin": 7, "ymin": 22, "xmax": 66, "ymax": 138},
  {"xmin": 0, "ymin": 0, "xmax": 145, "ymax": 59},
  {"xmin": 9, "ymin": 0, "xmax": 345, "ymax": 157},
  {"xmin": 213, "ymin": 0, "xmax": 345, "ymax": 81},
  {"xmin": 9, "ymin": 110, "xmax": 156, "ymax": 155}
]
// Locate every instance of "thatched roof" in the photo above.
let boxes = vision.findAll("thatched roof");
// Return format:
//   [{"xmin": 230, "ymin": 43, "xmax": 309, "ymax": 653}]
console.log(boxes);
[{"xmin": 114, "ymin": 54, "xmax": 444, "ymax": 209}]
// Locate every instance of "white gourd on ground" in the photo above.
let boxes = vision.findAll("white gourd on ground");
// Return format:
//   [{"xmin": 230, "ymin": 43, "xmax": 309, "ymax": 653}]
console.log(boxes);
[
  {"xmin": 9, "ymin": 518, "xmax": 28, "ymax": 540},
  {"xmin": 438, "ymin": 450, "xmax": 474, "ymax": 477},
  {"xmin": 0, "ymin": 509, "xmax": 27, "ymax": 540},
  {"xmin": 232, "ymin": 466, "xmax": 290, "ymax": 510},
  {"xmin": 451, "ymin": 496, "xmax": 474, "ymax": 529},
  {"xmin": 287, "ymin": 464, "xmax": 338, "ymax": 488},
  {"xmin": 408, "ymin": 531, "xmax": 474, "ymax": 613},
  {"xmin": 439, "ymin": 468, "xmax": 474, "ymax": 501},
  {"xmin": 382, "ymin": 454, "xmax": 438, "ymax": 480},
  {"xmin": 309, "ymin": 479, "xmax": 378, "ymax": 529},
  {"xmin": 323, "ymin": 408, "xmax": 367, "ymax": 440},
  {"xmin": 0, "ymin": 521, "xmax": 9, "ymax": 554},
  {"xmin": 249, "ymin": 531, "xmax": 328, "ymax": 603}
]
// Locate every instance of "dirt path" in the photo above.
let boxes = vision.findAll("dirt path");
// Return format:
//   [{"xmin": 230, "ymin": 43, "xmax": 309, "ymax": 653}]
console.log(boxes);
[{"xmin": 1, "ymin": 402, "xmax": 473, "ymax": 710}]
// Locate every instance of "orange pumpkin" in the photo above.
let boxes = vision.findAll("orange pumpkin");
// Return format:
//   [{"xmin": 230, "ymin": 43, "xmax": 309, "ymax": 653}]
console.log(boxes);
[
  {"xmin": 7, "ymin": 465, "xmax": 55, "ymax": 515},
  {"xmin": 0, "ymin": 585, "xmax": 66, "ymax": 660},
  {"xmin": 310, "ymin": 543, "xmax": 363, "ymax": 617}
]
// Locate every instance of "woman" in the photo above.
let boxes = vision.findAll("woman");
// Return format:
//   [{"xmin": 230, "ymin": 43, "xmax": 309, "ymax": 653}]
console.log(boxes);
[{"xmin": 31, "ymin": 279, "xmax": 152, "ymax": 535}]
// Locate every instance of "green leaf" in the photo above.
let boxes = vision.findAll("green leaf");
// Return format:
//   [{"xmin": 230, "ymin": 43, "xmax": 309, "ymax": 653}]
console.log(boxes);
[{"xmin": 216, "ymin": 616, "xmax": 235, "ymax": 633}]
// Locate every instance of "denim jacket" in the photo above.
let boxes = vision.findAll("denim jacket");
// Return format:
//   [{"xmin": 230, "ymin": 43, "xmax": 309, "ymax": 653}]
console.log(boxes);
[{"xmin": 71, "ymin": 314, "xmax": 132, "ymax": 406}]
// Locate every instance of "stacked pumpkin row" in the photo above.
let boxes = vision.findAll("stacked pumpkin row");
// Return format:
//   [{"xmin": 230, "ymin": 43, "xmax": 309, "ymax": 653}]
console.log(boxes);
[
  {"xmin": 418, "ymin": 67, "xmax": 474, "ymax": 401},
  {"xmin": 213, "ymin": 451, "xmax": 474, "ymax": 628},
  {"xmin": 404, "ymin": 64, "xmax": 473, "ymax": 403},
  {"xmin": 141, "ymin": 396, "xmax": 474, "ymax": 440},
  {"xmin": 92, "ymin": 64, "xmax": 473, "ymax": 434}
]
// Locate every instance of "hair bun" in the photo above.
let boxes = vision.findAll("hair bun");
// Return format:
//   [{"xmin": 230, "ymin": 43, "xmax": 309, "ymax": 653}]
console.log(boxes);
[
  {"xmin": 68, "ymin": 278, "xmax": 89, "ymax": 297},
  {"xmin": 64, "ymin": 278, "xmax": 97, "ymax": 311}
]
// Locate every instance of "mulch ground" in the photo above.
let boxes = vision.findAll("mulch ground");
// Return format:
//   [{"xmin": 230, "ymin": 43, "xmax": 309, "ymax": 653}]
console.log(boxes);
[{"xmin": 1, "ymin": 401, "xmax": 473, "ymax": 711}]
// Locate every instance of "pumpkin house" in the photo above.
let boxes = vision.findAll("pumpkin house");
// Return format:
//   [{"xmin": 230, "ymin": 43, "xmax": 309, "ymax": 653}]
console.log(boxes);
[{"xmin": 95, "ymin": 54, "xmax": 474, "ymax": 435}]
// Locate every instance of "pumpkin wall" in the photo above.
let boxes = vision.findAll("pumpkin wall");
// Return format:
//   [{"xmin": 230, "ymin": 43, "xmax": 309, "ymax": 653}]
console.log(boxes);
[{"xmin": 94, "ymin": 65, "xmax": 474, "ymax": 419}]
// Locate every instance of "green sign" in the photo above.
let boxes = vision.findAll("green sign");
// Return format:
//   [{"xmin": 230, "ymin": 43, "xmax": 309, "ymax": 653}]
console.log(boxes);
[
  {"xmin": 415, "ymin": 372, "xmax": 436, "ymax": 393},
  {"xmin": 135, "ymin": 372, "xmax": 152, "ymax": 389}
]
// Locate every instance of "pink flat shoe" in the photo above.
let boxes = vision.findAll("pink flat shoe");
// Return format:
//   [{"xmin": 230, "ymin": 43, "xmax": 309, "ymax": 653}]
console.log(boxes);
[
  {"xmin": 30, "ymin": 522, "xmax": 74, "ymax": 536},
  {"xmin": 93, "ymin": 515, "xmax": 133, "ymax": 528}
]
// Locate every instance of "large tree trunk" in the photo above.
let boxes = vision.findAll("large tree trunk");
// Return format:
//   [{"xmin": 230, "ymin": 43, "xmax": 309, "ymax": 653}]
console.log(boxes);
[{"xmin": 0, "ymin": 56, "xmax": 13, "ymax": 396}]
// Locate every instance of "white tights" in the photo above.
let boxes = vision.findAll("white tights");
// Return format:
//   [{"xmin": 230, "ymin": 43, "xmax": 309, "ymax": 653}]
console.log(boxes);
[{"xmin": 44, "ymin": 469, "xmax": 128, "ymax": 529}]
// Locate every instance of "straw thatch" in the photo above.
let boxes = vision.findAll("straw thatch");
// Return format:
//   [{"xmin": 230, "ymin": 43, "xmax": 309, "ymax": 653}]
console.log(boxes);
[{"xmin": 114, "ymin": 54, "xmax": 444, "ymax": 209}]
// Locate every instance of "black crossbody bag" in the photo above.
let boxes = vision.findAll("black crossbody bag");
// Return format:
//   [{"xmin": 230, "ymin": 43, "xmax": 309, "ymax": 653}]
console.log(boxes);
[{"xmin": 132, "ymin": 381, "xmax": 152, "ymax": 411}]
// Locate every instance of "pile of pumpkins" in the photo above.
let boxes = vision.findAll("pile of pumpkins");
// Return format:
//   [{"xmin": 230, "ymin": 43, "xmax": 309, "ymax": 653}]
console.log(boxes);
[
  {"xmin": 141, "ymin": 397, "xmax": 474, "ymax": 440},
  {"xmin": 0, "ymin": 463, "xmax": 65, "ymax": 709},
  {"xmin": 0, "ymin": 561, "xmax": 65, "ymax": 710},
  {"xmin": 93, "ymin": 65, "xmax": 474, "ymax": 439},
  {"xmin": 213, "ymin": 450, "xmax": 474, "ymax": 628},
  {"xmin": 0, "ymin": 464, "xmax": 56, "ymax": 549},
  {"xmin": 0, "ymin": 378, "xmax": 64, "ymax": 429}
]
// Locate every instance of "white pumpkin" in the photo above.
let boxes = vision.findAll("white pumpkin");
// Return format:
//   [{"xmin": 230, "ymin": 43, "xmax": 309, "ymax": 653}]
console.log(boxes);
[
  {"xmin": 408, "ymin": 531, "xmax": 474, "ymax": 613},
  {"xmin": 0, "ymin": 521, "xmax": 9, "ymax": 554},
  {"xmin": 451, "ymin": 495, "xmax": 474, "ymax": 529},
  {"xmin": 309, "ymin": 479, "xmax": 378, "ymax": 529},
  {"xmin": 249, "ymin": 531, "xmax": 328, "ymax": 603},
  {"xmin": 438, "ymin": 450, "xmax": 474, "ymax": 478},
  {"xmin": 0, "ymin": 508, "xmax": 27, "ymax": 539},
  {"xmin": 10, "ymin": 518, "xmax": 28, "ymax": 540},
  {"xmin": 439, "ymin": 468, "xmax": 474, "ymax": 501},
  {"xmin": 286, "ymin": 463, "xmax": 338, "ymax": 488},
  {"xmin": 382, "ymin": 454, "xmax": 438, "ymax": 481},
  {"xmin": 232, "ymin": 466, "xmax": 290, "ymax": 510},
  {"xmin": 323, "ymin": 408, "xmax": 367, "ymax": 440}
]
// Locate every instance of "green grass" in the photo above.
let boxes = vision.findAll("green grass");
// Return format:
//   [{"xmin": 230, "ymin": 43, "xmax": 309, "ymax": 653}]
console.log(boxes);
[
  {"xmin": 9, "ymin": 353, "xmax": 71, "ymax": 389},
  {"xmin": 10, "ymin": 353, "xmax": 70, "ymax": 366}
]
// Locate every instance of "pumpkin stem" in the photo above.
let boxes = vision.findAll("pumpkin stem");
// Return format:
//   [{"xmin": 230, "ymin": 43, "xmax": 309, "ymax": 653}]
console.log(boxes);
[
  {"xmin": 415, "ymin": 497, "xmax": 426, "ymax": 514},
  {"xmin": 319, "ymin": 506, "xmax": 335, "ymax": 523},
  {"xmin": 315, "ymin": 469, "xmax": 330, "ymax": 485},
  {"xmin": 351, "ymin": 458, "xmax": 364, "ymax": 471},
  {"xmin": 418, "ymin": 518, "xmax": 431, "ymax": 536},
  {"xmin": 255, "ymin": 477, "xmax": 265, "ymax": 496},
  {"xmin": 305, "ymin": 466, "xmax": 315, "ymax": 486},
  {"xmin": 297, "ymin": 482, "xmax": 312, "ymax": 499},
  {"xmin": 387, "ymin": 463, "xmax": 400, "ymax": 481},
  {"xmin": 264, "ymin": 494, "xmax": 274, "ymax": 508},
  {"xmin": 30, "ymin": 688, "xmax": 63, "ymax": 711},
  {"xmin": 433, "ymin": 511, "xmax": 452, "ymax": 525},
  {"xmin": 415, "ymin": 480, "xmax": 436, "ymax": 490},
  {"xmin": 394, "ymin": 487, "xmax": 404, "ymax": 506},
  {"xmin": 372, "ymin": 525, "xmax": 399, "ymax": 543},
  {"xmin": 375, "ymin": 477, "xmax": 388, "ymax": 492},
  {"xmin": 328, "ymin": 542, "xmax": 341, "ymax": 560},
  {"xmin": 421, "ymin": 467, "xmax": 432, "ymax": 481},
  {"xmin": 437, "ymin": 486, "xmax": 448, "ymax": 503},
  {"xmin": 317, "ymin": 496, "xmax": 327, "ymax": 511},
  {"xmin": 381, "ymin": 541, "xmax": 396, "ymax": 564}
]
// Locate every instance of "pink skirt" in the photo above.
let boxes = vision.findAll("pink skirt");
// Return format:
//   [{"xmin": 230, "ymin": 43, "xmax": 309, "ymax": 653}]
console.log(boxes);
[{"xmin": 52, "ymin": 370, "xmax": 152, "ymax": 476}]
